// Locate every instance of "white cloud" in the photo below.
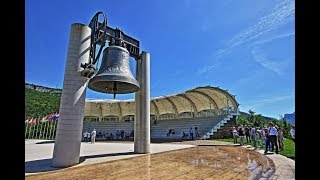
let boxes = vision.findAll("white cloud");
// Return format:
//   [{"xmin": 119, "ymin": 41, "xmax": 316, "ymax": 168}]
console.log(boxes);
[
  {"xmin": 197, "ymin": 65, "xmax": 216, "ymax": 74},
  {"xmin": 198, "ymin": 0, "xmax": 295, "ymax": 75},
  {"xmin": 240, "ymin": 92, "xmax": 294, "ymax": 111},
  {"xmin": 226, "ymin": 0, "xmax": 294, "ymax": 51},
  {"xmin": 253, "ymin": 32, "xmax": 294, "ymax": 45},
  {"xmin": 251, "ymin": 47, "xmax": 282, "ymax": 75}
]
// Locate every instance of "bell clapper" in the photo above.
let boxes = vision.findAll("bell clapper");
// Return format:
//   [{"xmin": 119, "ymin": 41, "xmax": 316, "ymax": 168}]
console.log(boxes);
[{"xmin": 112, "ymin": 82, "xmax": 117, "ymax": 99}]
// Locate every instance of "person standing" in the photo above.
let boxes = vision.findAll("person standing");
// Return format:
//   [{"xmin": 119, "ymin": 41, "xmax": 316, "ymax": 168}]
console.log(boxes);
[
  {"xmin": 194, "ymin": 125, "xmax": 199, "ymax": 137},
  {"xmin": 290, "ymin": 125, "xmax": 295, "ymax": 143},
  {"xmin": 244, "ymin": 125, "xmax": 251, "ymax": 143},
  {"xmin": 263, "ymin": 128, "xmax": 270, "ymax": 153},
  {"xmin": 238, "ymin": 125, "xmax": 245, "ymax": 146},
  {"xmin": 189, "ymin": 127, "xmax": 194, "ymax": 140},
  {"xmin": 250, "ymin": 126, "xmax": 257, "ymax": 149},
  {"xmin": 232, "ymin": 127, "xmax": 238, "ymax": 144},
  {"xmin": 278, "ymin": 127, "xmax": 284, "ymax": 151},
  {"xmin": 83, "ymin": 131, "xmax": 87, "ymax": 142},
  {"xmin": 266, "ymin": 123, "xmax": 278, "ymax": 154},
  {"xmin": 91, "ymin": 129, "xmax": 97, "ymax": 144}
]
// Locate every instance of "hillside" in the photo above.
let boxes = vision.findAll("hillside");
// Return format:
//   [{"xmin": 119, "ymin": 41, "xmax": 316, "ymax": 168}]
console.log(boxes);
[
  {"xmin": 239, "ymin": 111, "xmax": 275, "ymax": 121},
  {"xmin": 25, "ymin": 87, "xmax": 61, "ymax": 118},
  {"xmin": 25, "ymin": 83, "xmax": 277, "ymax": 121},
  {"xmin": 284, "ymin": 112, "xmax": 295, "ymax": 125}
]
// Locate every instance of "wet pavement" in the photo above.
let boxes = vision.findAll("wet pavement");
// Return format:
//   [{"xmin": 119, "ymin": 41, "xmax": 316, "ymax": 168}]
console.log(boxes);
[
  {"xmin": 26, "ymin": 146, "xmax": 275, "ymax": 180},
  {"xmin": 25, "ymin": 140, "xmax": 295, "ymax": 179}
]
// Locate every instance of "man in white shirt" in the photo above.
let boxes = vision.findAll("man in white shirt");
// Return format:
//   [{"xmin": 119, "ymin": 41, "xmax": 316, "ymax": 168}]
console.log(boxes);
[
  {"xmin": 91, "ymin": 129, "xmax": 97, "ymax": 144},
  {"xmin": 290, "ymin": 125, "xmax": 295, "ymax": 143},
  {"xmin": 265, "ymin": 122, "xmax": 278, "ymax": 154}
]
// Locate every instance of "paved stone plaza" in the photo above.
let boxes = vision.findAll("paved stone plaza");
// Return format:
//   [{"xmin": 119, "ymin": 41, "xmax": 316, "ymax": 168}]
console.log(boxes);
[
  {"xmin": 25, "ymin": 140, "xmax": 195, "ymax": 175},
  {"xmin": 25, "ymin": 140, "xmax": 295, "ymax": 179}
]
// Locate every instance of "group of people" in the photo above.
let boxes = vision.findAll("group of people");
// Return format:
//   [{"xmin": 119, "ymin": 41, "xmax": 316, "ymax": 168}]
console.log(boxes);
[
  {"xmin": 182, "ymin": 125, "xmax": 199, "ymax": 140},
  {"xmin": 231, "ymin": 122, "xmax": 295, "ymax": 154},
  {"xmin": 83, "ymin": 129, "xmax": 135, "ymax": 143},
  {"xmin": 83, "ymin": 129, "xmax": 97, "ymax": 143}
]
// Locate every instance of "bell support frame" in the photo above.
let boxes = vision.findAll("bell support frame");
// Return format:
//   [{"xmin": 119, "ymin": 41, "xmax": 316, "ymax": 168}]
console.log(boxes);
[{"xmin": 80, "ymin": 11, "xmax": 140, "ymax": 79}]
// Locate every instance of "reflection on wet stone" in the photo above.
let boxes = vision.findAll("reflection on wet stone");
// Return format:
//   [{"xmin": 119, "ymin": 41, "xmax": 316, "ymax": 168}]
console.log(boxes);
[{"xmin": 26, "ymin": 146, "xmax": 275, "ymax": 180}]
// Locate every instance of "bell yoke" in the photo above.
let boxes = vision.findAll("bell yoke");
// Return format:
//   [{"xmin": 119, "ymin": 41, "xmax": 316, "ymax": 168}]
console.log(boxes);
[{"xmin": 52, "ymin": 11, "xmax": 151, "ymax": 168}]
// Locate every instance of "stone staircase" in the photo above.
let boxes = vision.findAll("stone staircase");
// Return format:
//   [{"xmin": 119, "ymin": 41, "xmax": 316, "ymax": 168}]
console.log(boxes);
[{"xmin": 204, "ymin": 114, "xmax": 238, "ymax": 139}]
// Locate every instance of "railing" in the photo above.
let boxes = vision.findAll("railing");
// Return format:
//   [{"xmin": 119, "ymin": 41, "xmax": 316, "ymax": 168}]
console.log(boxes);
[{"xmin": 25, "ymin": 120, "xmax": 58, "ymax": 140}]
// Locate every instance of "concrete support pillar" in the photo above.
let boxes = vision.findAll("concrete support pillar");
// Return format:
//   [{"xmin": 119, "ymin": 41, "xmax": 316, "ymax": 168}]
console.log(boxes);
[
  {"xmin": 52, "ymin": 23, "xmax": 91, "ymax": 167},
  {"xmin": 134, "ymin": 52, "xmax": 150, "ymax": 153}
]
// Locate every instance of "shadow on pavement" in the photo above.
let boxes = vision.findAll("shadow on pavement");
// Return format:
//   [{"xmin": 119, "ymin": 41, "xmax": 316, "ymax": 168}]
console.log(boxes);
[
  {"xmin": 35, "ymin": 140, "xmax": 55, "ymax": 144},
  {"xmin": 25, "ymin": 151, "xmax": 136, "ymax": 174}
]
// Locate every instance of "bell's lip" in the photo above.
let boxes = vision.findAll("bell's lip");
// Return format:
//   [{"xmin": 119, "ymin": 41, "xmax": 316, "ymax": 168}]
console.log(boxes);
[{"xmin": 88, "ymin": 75, "xmax": 140, "ymax": 94}]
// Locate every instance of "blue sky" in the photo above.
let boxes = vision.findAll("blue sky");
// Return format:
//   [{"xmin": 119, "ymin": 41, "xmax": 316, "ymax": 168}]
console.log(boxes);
[{"xmin": 26, "ymin": 0, "xmax": 295, "ymax": 118}]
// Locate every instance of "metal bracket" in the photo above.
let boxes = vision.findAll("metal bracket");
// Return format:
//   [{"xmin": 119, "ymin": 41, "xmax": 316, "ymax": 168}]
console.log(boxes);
[
  {"xmin": 80, "ymin": 11, "xmax": 140, "ymax": 78},
  {"xmin": 81, "ymin": 11, "xmax": 107, "ymax": 78}
]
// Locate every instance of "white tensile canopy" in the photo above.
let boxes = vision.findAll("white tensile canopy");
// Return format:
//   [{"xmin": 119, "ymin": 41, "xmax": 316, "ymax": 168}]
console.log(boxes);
[{"xmin": 84, "ymin": 86, "xmax": 239, "ymax": 120}]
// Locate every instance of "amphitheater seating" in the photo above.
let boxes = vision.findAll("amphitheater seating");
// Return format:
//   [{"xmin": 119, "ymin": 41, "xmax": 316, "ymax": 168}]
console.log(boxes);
[{"xmin": 82, "ymin": 114, "xmax": 229, "ymax": 141}]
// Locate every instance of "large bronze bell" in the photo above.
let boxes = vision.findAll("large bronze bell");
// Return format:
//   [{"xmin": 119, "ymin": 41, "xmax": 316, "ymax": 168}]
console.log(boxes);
[{"xmin": 88, "ymin": 46, "xmax": 140, "ymax": 97}]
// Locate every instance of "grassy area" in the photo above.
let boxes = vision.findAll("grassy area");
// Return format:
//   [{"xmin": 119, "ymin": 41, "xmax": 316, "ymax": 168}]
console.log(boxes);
[
  {"xmin": 279, "ymin": 138, "xmax": 295, "ymax": 159},
  {"xmin": 214, "ymin": 137, "xmax": 295, "ymax": 159}
]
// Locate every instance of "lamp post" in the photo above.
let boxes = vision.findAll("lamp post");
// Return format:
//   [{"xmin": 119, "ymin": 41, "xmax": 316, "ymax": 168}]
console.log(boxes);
[{"xmin": 52, "ymin": 12, "xmax": 150, "ymax": 167}]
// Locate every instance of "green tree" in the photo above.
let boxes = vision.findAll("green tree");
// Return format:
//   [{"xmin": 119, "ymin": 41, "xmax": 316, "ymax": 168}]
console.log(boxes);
[
  {"xmin": 248, "ymin": 109, "xmax": 256, "ymax": 125},
  {"xmin": 279, "ymin": 115, "xmax": 291, "ymax": 138},
  {"xmin": 254, "ymin": 114, "xmax": 266, "ymax": 127},
  {"xmin": 236, "ymin": 114, "xmax": 248, "ymax": 126},
  {"xmin": 25, "ymin": 89, "xmax": 61, "ymax": 118}
]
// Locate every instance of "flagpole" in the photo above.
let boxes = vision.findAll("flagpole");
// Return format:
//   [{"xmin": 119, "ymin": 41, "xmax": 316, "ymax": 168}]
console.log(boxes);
[
  {"xmin": 54, "ymin": 119, "xmax": 58, "ymax": 139},
  {"xmin": 46, "ymin": 114, "xmax": 53, "ymax": 139},
  {"xmin": 31, "ymin": 122, "xmax": 35, "ymax": 139},
  {"xmin": 25, "ymin": 121, "xmax": 29, "ymax": 139},
  {"xmin": 27, "ymin": 119, "xmax": 32, "ymax": 139},
  {"xmin": 39, "ymin": 120, "xmax": 44, "ymax": 139},
  {"xmin": 35, "ymin": 119, "xmax": 40, "ymax": 139},
  {"xmin": 48, "ymin": 121, "xmax": 52, "ymax": 140},
  {"xmin": 45, "ymin": 121, "xmax": 50, "ymax": 140},
  {"xmin": 51, "ymin": 120, "xmax": 57, "ymax": 140},
  {"xmin": 49, "ymin": 121, "xmax": 54, "ymax": 140},
  {"xmin": 49, "ymin": 114, "xmax": 55, "ymax": 139},
  {"xmin": 43, "ymin": 121, "xmax": 47, "ymax": 139}
]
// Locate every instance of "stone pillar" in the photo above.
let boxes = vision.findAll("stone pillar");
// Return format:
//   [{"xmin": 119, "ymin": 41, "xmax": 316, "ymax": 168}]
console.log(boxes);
[
  {"xmin": 134, "ymin": 52, "xmax": 150, "ymax": 153},
  {"xmin": 52, "ymin": 23, "xmax": 91, "ymax": 167}
]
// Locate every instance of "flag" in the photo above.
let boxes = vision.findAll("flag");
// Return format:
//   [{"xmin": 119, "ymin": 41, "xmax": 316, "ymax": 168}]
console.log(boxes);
[
  {"xmin": 47, "ymin": 113, "xmax": 55, "ymax": 121},
  {"xmin": 28, "ymin": 118, "xmax": 33, "ymax": 124},
  {"xmin": 33, "ymin": 117, "xmax": 40, "ymax": 124},
  {"xmin": 50, "ymin": 113, "xmax": 59, "ymax": 121},
  {"xmin": 41, "ymin": 116, "xmax": 47, "ymax": 123}
]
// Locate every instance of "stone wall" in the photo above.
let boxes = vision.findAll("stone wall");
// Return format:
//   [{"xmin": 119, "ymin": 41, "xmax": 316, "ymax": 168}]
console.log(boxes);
[{"xmin": 25, "ymin": 83, "xmax": 62, "ymax": 95}]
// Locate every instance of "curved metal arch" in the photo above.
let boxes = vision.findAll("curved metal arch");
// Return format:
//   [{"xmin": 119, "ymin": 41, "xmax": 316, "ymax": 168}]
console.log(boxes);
[
  {"xmin": 187, "ymin": 90, "xmax": 218, "ymax": 110},
  {"xmin": 157, "ymin": 98, "xmax": 169, "ymax": 115},
  {"xmin": 176, "ymin": 94, "xmax": 198, "ymax": 113},
  {"xmin": 194, "ymin": 87, "xmax": 233, "ymax": 109},
  {"xmin": 199, "ymin": 86, "xmax": 239, "ymax": 108},
  {"xmin": 165, "ymin": 97, "xmax": 178, "ymax": 117},
  {"xmin": 184, "ymin": 93, "xmax": 205, "ymax": 108},
  {"xmin": 169, "ymin": 95, "xmax": 187, "ymax": 112},
  {"xmin": 151, "ymin": 100, "xmax": 159, "ymax": 119}
]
